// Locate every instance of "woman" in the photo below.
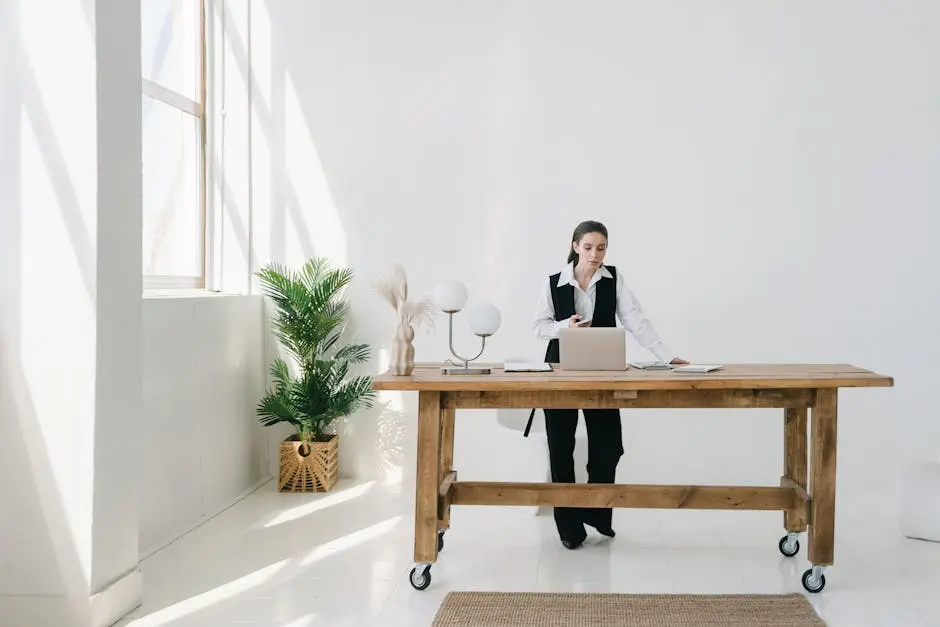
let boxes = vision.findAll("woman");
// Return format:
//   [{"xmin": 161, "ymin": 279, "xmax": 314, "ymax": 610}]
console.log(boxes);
[{"xmin": 532, "ymin": 220, "xmax": 688, "ymax": 549}]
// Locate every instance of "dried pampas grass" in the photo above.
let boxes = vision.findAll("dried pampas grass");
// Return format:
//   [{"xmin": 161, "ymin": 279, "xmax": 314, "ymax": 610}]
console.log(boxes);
[{"xmin": 373, "ymin": 264, "xmax": 436, "ymax": 330}]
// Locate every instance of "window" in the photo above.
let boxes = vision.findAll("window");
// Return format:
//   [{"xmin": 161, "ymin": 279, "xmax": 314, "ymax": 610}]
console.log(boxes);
[{"xmin": 141, "ymin": 0, "xmax": 207, "ymax": 289}]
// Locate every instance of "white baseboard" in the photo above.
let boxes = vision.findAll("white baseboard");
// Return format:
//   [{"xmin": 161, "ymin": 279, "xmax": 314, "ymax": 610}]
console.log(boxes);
[
  {"xmin": 139, "ymin": 476, "xmax": 272, "ymax": 560},
  {"xmin": 0, "ymin": 595, "xmax": 87, "ymax": 627},
  {"xmin": 0, "ymin": 569, "xmax": 140, "ymax": 627},
  {"xmin": 91, "ymin": 569, "xmax": 142, "ymax": 627}
]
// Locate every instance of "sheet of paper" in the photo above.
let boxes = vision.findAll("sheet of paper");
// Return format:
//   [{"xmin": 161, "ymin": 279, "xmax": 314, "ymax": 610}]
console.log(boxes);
[
  {"xmin": 672, "ymin": 364, "xmax": 723, "ymax": 373},
  {"xmin": 503, "ymin": 362, "xmax": 553, "ymax": 372}
]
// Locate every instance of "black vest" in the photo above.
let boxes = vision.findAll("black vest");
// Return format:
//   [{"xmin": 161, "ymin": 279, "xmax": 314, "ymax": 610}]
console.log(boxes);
[{"xmin": 543, "ymin": 265, "xmax": 617, "ymax": 363}]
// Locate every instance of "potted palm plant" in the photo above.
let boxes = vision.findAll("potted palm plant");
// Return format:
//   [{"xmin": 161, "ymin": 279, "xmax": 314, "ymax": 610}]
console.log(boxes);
[{"xmin": 256, "ymin": 257, "xmax": 376, "ymax": 492}]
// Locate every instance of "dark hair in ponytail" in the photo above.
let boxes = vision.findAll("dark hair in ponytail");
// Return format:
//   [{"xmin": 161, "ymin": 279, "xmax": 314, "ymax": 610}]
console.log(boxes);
[{"xmin": 567, "ymin": 220, "xmax": 609, "ymax": 265}]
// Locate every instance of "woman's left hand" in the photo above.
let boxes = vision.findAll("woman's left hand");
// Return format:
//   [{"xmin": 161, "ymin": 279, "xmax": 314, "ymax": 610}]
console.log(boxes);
[{"xmin": 670, "ymin": 358, "xmax": 690, "ymax": 365}]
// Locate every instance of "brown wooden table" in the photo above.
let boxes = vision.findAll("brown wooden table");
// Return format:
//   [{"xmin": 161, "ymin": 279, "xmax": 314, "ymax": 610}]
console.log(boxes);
[{"xmin": 372, "ymin": 363, "xmax": 893, "ymax": 593}]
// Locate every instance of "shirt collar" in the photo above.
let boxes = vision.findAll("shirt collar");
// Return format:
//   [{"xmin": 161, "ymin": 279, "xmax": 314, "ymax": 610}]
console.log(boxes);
[{"xmin": 557, "ymin": 263, "xmax": 612, "ymax": 287}]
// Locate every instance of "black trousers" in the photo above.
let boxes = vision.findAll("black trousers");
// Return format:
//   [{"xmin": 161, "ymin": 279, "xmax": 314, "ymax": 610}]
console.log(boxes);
[{"xmin": 544, "ymin": 408, "xmax": 623, "ymax": 542}]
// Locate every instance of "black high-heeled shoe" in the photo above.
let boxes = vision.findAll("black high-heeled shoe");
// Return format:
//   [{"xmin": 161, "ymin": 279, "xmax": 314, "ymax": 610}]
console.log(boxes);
[
  {"xmin": 591, "ymin": 525, "xmax": 616, "ymax": 538},
  {"xmin": 561, "ymin": 538, "xmax": 584, "ymax": 550},
  {"xmin": 584, "ymin": 516, "xmax": 616, "ymax": 538}
]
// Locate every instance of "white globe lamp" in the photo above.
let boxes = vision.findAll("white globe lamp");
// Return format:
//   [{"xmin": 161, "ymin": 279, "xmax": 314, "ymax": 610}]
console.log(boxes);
[
  {"xmin": 469, "ymin": 303, "xmax": 501, "ymax": 337},
  {"xmin": 434, "ymin": 282, "xmax": 501, "ymax": 375},
  {"xmin": 434, "ymin": 281, "xmax": 467, "ymax": 313}
]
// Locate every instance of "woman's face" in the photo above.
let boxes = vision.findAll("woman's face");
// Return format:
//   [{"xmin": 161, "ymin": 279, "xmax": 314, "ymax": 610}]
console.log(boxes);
[{"xmin": 573, "ymin": 232, "xmax": 608, "ymax": 268}]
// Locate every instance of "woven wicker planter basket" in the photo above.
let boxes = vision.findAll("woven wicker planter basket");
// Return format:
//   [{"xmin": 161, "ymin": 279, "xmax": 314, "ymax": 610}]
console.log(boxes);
[{"xmin": 279, "ymin": 434, "xmax": 339, "ymax": 492}]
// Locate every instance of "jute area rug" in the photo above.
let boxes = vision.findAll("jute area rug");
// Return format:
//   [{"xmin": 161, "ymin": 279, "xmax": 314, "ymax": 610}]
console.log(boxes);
[{"xmin": 431, "ymin": 592, "xmax": 826, "ymax": 626}]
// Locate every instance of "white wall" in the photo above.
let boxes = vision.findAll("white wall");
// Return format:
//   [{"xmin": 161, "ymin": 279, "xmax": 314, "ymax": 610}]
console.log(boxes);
[
  {"xmin": 0, "ymin": 1, "xmax": 144, "ymax": 625},
  {"xmin": 139, "ymin": 294, "xmax": 268, "ymax": 557},
  {"xmin": 246, "ymin": 0, "xmax": 940, "ymax": 494}
]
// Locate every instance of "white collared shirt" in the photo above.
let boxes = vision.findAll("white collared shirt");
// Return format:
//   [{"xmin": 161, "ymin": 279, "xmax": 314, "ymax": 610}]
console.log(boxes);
[{"xmin": 532, "ymin": 263, "xmax": 676, "ymax": 363}]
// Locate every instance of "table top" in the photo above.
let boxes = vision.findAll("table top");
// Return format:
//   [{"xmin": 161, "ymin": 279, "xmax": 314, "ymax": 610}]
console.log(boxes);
[{"xmin": 371, "ymin": 363, "xmax": 894, "ymax": 392}]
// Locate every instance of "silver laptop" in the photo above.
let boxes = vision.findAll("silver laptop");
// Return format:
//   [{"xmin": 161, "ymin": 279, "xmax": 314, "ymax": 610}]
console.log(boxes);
[{"xmin": 558, "ymin": 327, "xmax": 627, "ymax": 371}]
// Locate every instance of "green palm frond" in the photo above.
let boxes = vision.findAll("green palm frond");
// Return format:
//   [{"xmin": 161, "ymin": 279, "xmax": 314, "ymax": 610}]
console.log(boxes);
[
  {"xmin": 270, "ymin": 358, "xmax": 292, "ymax": 388},
  {"xmin": 320, "ymin": 299, "xmax": 349, "ymax": 321},
  {"xmin": 323, "ymin": 328, "xmax": 351, "ymax": 356},
  {"xmin": 333, "ymin": 376, "xmax": 377, "ymax": 416},
  {"xmin": 332, "ymin": 360, "xmax": 350, "ymax": 388},
  {"xmin": 307, "ymin": 268, "xmax": 352, "ymax": 313},
  {"xmin": 257, "ymin": 386, "xmax": 301, "ymax": 429},
  {"xmin": 298, "ymin": 257, "xmax": 329, "ymax": 289},
  {"xmin": 335, "ymin": 343, "xmax": 370, "ymax": 364}
]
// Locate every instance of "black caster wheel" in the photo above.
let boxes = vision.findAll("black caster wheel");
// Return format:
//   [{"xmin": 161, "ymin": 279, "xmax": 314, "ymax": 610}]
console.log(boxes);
[
  {"xmin": 438, "ymin": 531, "xmax": 445, "ymax": 553},
  {"xmin": 778, "ymin": 535, "xmax": 800, "ymax": 557},
  {"xmin": 409, "ymin": 565, "xmax": 432, "ymax": 591},
  {"xmin": 801, "ymin": 567, "xmax": 826, "ymax": 593}
]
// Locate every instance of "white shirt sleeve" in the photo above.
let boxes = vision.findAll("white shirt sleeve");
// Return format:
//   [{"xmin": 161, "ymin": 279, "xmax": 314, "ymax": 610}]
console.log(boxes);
[
  {"xmin": 615, "ymin": 271, "xmax": 676, "ymax": 363},
  {"xmin": 532, "ymin": 277, "xmax": 567, "ymax": 340}
]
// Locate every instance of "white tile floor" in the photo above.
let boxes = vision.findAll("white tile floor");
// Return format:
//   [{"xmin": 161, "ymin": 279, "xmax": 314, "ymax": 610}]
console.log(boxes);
[{"xmin": 117, "ymin": 479, "xmax": 940, "ymax": 627}]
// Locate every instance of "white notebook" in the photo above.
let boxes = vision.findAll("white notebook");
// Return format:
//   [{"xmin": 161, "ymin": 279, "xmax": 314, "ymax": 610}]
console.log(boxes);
[
  {"xmin": 629, "ymin": 361, "xmax": 674, "ymax": 371},
  {"xmin": 672, "ymin": 364, "xmax": 723, "ymax": 373},
  {"xmin": 504, "ymin": 362, "xmax": 553, "ymax": 372}
]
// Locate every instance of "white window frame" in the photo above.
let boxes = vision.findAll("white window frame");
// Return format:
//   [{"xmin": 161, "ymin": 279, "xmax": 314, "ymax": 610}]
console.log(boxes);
[{"xmin": 142, "ymin": 0, "xmax": 209, "ymax": 291}]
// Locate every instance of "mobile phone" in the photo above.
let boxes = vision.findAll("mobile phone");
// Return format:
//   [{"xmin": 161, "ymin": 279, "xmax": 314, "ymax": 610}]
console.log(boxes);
[{"xmin": 576, "ymin": 318, "xmax": 592, "ymax": 327}]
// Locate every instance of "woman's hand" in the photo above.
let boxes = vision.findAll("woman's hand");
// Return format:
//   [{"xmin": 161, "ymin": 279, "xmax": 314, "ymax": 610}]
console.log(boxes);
[
  {"xmin": 567, "ymin": 315, "xmax": 591, "ymax": 328},
  {"xmin": 670, "ymin": 358, "xmax": 690, "ymax": 365}
]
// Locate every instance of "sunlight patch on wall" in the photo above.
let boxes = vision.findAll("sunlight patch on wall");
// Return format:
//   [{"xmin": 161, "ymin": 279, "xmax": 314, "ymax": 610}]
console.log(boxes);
[
  {"xmin": 284, "ymin": 72, "xmax": 347, "ymax": 267},
  {"xmin": 247, "ymin": 0, "xmax": 273, "ymax": 273},
  {"xmin": 377, "ymin": 347, "xmax": 390, "ymax": 373}
]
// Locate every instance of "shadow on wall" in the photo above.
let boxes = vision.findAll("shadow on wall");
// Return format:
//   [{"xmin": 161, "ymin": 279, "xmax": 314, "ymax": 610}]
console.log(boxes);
[
  {"xmin": 336, "ymin": 299, "xmax": 415, "ymax": 483},
  {"xmin": 215, "ymin": 0, "xmax": 345, "ymax": 272},
  {"xmin": 338, "ymin": 399, "xmax": 413, "ymax": 486},
  {"xmin": 1, "ymin": 358, "xmax": 93, "ymax": 623},
  {"xmin": 17, "ymin": 28, "xmax": 96, "ymax": 302}
]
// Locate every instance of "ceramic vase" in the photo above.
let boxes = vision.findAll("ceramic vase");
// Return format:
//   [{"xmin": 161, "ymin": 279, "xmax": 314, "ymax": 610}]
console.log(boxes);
[{"xmin": 389, "ymin": 321, "xmax": 415, "ymax": 375}]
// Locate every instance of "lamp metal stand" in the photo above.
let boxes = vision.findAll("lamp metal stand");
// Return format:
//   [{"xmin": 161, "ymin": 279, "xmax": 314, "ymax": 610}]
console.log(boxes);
[{"xmin": 441, "ymin": 311, "xmax": 491, "ymax": 375}]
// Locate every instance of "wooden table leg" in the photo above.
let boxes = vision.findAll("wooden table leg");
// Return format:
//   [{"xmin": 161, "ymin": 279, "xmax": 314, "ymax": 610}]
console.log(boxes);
[
  {"xmin": 808, "ymin": 389, "xmax": 838, "ymax": 566},
  {"xmin": 438, "ymin": 405, "xmax": 456, "ymax": 532},
  {"xmin": 414, "ymin": 391, "xmax": 442, "ymax": 565},
  {"xmin": 784, "ymin": 407, "xmax": 808, "ymax": 532}
]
